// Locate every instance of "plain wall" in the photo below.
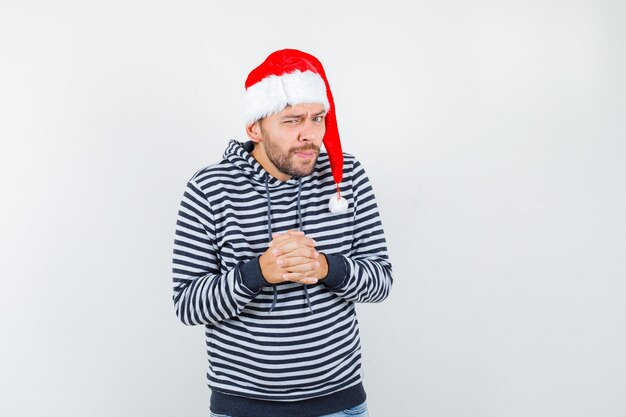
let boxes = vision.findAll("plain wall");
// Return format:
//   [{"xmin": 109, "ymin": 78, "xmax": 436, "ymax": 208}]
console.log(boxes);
[{"xmin": 1, "ymin": 1, "xmax": 625, "ymax": 416}]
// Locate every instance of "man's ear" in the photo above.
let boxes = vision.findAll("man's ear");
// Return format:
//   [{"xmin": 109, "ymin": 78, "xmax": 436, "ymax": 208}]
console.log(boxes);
[{"xmin": 246, "ymin": 120, "xmax": 263, "ymax": 142}]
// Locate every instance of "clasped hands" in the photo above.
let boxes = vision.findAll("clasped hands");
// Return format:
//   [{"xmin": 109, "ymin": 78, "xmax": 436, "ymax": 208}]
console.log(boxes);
[{"xmin": 259, "ymin": 229, "xmax": 328, "ymax": 285}]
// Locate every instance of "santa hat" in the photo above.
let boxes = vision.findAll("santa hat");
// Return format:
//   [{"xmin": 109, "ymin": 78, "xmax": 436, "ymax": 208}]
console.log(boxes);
[{"xmin": 244, "ymin": 49, "xmax": 348, "ymax": 214}]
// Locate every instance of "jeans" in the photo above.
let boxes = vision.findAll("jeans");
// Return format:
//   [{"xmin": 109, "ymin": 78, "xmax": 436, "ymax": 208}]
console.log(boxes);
[{"xmin": 210, "ymin": 401, "xmax": 369, "ymax": 417}]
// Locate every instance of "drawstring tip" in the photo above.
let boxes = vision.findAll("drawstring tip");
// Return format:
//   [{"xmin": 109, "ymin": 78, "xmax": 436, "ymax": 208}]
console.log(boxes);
[
  {"xmin": 268, "ymin": 285, "xmax": 278, "ymax": 314},
  {"xmin": 303, "ymin": 284, "xmax": 314, "ymax": 314}
]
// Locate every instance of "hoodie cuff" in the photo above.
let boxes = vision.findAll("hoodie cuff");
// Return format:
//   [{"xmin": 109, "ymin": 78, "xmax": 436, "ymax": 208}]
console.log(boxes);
[
  {"xmin": 321, "ymin": 253, "xmax": 348, "ymax": 289},
  {"xmin": 240, "ymin": 256, "xmax": 267, "ymax": 293}
]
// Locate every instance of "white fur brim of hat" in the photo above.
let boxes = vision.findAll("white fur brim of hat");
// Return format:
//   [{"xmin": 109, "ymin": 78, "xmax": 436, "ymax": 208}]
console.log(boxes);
[{"xmin": 244, "ymin": 70, "xmax": 330, "ymax": 125}]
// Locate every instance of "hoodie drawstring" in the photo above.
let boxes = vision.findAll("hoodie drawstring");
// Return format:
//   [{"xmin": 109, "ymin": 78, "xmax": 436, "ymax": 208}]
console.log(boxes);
[
  {"xmin": 265, "ymin": 175, "xmax": 313, "ymax": 314},
  {"xmin": 265, "ymin": 175, "xmax": 278, "ymax": 314},
  {"xmin": 296, "ymin": 179, "xmax": 313, "ymax": 314}
]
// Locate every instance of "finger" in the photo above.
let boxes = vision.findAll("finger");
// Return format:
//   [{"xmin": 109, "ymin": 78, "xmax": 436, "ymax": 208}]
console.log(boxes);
[
  {"xmin": 277, "ymin": 257, "xmax": 320, "ymax": 271},
  {"xmin": 272, "ymin": 236, "xmax": 316, "ymax": 255},
  {"xmin": 299, "ymin": 277, "xmax": 319, "ymax": 285},
  {"xmin": 281, "ymin": 272, "xmax": 319, "ymax": 285},
  {"xmin": 276, "ymin": 247, "xmax": 319, "ymax": 260},
  {"xmin": 269, "ymin": 230, "xmax": 304, "ymax": 247},
  {"xmin": 271, "ymin": 229, "xmax": 303, "ymax": 238}
]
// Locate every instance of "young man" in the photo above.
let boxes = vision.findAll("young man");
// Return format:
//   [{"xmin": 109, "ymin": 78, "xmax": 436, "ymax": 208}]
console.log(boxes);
[{"xmin": 172, "ymin": 49, "xmax": 393, "ymax": 417}]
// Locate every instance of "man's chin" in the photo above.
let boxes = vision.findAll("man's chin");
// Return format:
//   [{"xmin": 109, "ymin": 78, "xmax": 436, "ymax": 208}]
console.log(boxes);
[{"xmin": 293, "ymin": 156, "xmax": 318, "ymax": 176}]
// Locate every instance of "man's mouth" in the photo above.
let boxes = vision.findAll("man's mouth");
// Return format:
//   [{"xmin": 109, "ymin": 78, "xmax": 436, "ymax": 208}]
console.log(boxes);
[
  {"xmin": 295, "ymin": 151, "xmax": 315, "ymax": 159},
  {"xmin": 293, "ymin": 148, "xmax": 318, "ymax": 159}
]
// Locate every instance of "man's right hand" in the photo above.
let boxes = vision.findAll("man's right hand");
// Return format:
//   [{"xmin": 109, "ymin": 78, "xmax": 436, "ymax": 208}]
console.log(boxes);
[{"xmin": 259, "ymin": 229, "xmax": 321, "ymax": 285}]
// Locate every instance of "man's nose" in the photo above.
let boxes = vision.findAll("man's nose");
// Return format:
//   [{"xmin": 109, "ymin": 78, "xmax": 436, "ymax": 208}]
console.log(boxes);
[{"xmin": 297, "ymin": 119, "xmax": 317, "ymax": 142}]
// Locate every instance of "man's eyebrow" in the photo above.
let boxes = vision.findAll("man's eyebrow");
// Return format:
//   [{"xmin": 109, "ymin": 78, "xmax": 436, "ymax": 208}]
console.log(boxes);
[
  {"xmin": 280, "ymin": 110, "xmax": 327, "ymax": 120},
  {"xmin": 281, "ymin": 113, "xmax": 304, "ymax": 119}
]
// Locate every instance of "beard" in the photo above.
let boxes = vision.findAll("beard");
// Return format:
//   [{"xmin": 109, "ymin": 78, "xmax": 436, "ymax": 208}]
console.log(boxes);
[{"xmin": 261, "ymin": 129, "xmax": 320, "ymax": 178}]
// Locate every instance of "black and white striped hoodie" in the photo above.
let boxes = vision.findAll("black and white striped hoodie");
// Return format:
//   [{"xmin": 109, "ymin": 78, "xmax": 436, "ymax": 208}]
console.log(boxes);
[{"xmin": 172, "ymin": 139, "xmax": 393, "ymax": 416}]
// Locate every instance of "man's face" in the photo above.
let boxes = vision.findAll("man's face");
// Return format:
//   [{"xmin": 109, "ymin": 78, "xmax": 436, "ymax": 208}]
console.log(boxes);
[{"xmin": 250, "ymin": 103, "xmax": 326, "ymax": 180}]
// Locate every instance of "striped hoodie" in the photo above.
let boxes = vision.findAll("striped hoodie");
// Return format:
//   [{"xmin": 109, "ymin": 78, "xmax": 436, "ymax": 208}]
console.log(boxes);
[{"xmin": 172, "ymin": 139, "xmax": 393, "ymax": 416}]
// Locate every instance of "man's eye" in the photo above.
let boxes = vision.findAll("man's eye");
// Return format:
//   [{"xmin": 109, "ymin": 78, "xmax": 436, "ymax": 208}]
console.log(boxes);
[{"xmin": 313, "ymin": 116, "xmax": 324, "ymax": 122}]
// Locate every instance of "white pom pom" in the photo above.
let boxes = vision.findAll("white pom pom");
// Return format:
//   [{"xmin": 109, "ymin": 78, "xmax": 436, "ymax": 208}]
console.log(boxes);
[{"xmin": 328, "ymin": 193, "xmax": 348, "ymax": 213}]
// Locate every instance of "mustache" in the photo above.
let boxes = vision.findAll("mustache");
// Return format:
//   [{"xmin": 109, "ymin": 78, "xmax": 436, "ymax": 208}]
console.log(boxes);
[{"xmin": 292, "ymin": 145, "xmax": 320, "ymax": 153}]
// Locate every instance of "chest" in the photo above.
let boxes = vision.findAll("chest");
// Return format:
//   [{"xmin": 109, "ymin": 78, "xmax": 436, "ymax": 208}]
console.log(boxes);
[{"xmin": 212, "ymin": 180, "xmax": 355, "ymax": 267}]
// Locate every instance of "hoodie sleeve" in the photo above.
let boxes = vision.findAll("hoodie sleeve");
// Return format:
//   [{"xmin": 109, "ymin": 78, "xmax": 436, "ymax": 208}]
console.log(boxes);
[
  {"xmin": 322, "ymin": 159, "xmax": 393, "ymax": 303},
  {"xmin": 172, "ymin": 179, "xmax": 266, "ymax": 326}
]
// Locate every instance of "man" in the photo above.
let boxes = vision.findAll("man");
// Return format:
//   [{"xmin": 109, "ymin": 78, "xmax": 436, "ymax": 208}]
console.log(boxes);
[{"xmin": 172, "ymin": 49, "xmax": 393, "ymax": 417}]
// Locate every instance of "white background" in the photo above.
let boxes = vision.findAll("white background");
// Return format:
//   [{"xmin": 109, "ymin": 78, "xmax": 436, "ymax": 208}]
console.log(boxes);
[{"xmin": 1, "ymin": 1, "xmax": 625, "ymax": 416}]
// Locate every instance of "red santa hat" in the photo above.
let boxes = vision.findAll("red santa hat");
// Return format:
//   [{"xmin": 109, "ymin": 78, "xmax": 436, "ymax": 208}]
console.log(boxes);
[{"xmin": 244, "ymin": 49, "xmax": 348, "ymax": 213}]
